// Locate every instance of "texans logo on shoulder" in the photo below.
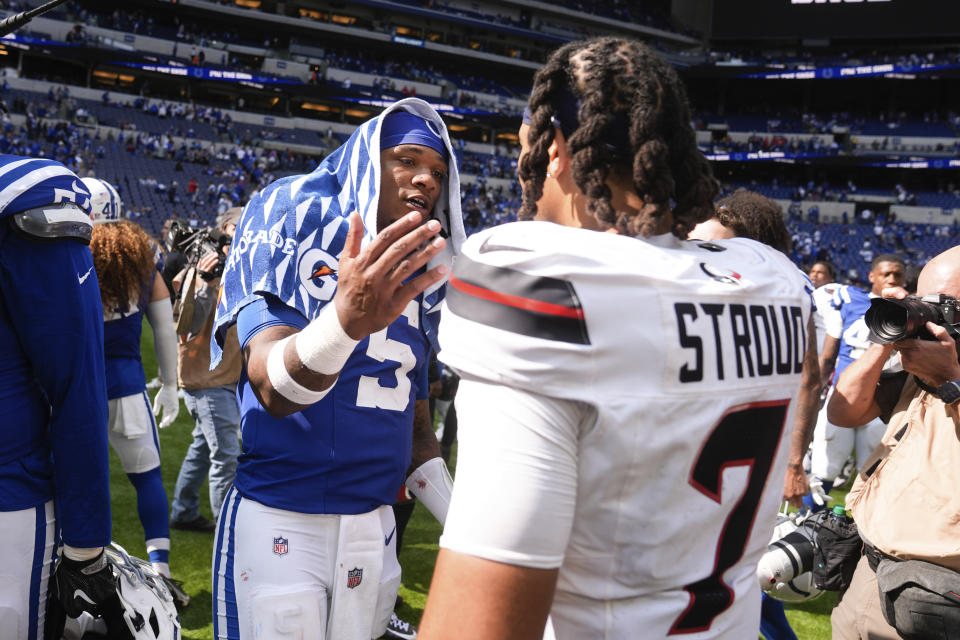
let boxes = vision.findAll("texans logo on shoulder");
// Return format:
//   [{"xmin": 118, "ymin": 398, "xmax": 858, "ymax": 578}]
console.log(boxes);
[{"xmin": 700, "ymin": 262, "xmax": 743, "ymax": 286}]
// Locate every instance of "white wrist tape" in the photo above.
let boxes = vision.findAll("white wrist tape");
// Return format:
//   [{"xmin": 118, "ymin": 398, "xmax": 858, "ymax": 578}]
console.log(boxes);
[
  {"xmin": 405, "ymin": 457, "xmax": 454, "ymax": 526},
  {"xmin": 62, "ymin": 545, "xmax": 104, "ymax": 562},
  {"xmin": 295, "ymin": 303, "xmax": 360, "ymax": 375},
  {"xmin": 267, "ymin": 336, "xmax": 333, "ymax": 405}
]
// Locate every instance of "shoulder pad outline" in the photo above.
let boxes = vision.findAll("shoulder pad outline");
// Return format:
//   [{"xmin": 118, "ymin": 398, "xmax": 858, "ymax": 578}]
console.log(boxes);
[{"xmin": 10, "ymin": 204, "xmax": 92, "ymax": 244}]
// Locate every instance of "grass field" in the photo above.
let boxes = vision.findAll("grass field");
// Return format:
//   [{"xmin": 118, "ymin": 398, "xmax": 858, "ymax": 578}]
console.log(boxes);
[{"xmin": 130, "ymin": 323, "xmax": 842, "ymax": 639}]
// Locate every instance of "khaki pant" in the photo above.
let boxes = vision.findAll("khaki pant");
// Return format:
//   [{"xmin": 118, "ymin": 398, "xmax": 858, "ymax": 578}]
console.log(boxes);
[{"xmin": 832, "ymin": 555, "xmax": 902, "ymax": 640}]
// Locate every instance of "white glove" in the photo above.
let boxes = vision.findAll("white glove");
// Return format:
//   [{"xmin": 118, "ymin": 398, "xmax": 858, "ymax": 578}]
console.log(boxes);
[
  {"xmin": 152, "ymin": 384, "xmax": 179, "ymax": 428},
  {"xmin": 808, "ymin": 477, "xmax": 834, "ymax": 507}
]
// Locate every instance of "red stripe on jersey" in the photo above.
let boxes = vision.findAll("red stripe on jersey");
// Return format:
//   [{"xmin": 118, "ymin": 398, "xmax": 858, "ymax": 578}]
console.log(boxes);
[{"xmin": 450, "ymin": 276, "xmax": 585, "ymax": 320}]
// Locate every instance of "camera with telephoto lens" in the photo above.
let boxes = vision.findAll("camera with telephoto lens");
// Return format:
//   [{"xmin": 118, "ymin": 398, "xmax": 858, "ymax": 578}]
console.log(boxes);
[
  {"xmin": 864, "ymin": 294, "xmax": 960, "ymax": 343},
  {"xmin": 164, "ymin": 219, "xmax": 232, "ymax": 281}
]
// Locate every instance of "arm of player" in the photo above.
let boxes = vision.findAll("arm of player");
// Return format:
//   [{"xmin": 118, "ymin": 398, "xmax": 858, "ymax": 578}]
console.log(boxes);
[
  {"xmin": 146, "ymin": 271, "xmax": 180, "ymax": 427},
  {"xmin": 419, "ymin": 380, "xmax": 582, "ymax": 639},
  {"xmin": 828, "ymin": 342, "xmax": 894, "ymax": 426},
  {"xmin": 405, "ymin": 397, "xmax": 451, "ymax": 525},
  {"xmin": 420, "ymin": 552, "xmax": 559, "ymax": 640},
  {"xmin": 784, "ymin": 316, "xmax": 819, "ymax": 508},
  {"xmin": 0, "ymin": 232, "xmax": 111, "ymax": 550},
  {"xmin": 244, "ymin": 211, "xmax": 447, "ymax": 418},
  {"xmin": 818, "ymin": 334, "xmax": 839, "ymax": 389}
]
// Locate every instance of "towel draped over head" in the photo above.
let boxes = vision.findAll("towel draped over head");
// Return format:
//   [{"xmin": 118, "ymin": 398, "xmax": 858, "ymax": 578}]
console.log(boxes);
[{"xmin": 211, "ymin": 98, "xmax": 466, "ymax": 366}]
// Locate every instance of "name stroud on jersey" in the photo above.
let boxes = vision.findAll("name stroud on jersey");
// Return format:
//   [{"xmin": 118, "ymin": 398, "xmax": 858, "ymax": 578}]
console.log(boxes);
[{"xmin": 674, "ymin": 302, "xmax": 806, "ymax": 383}]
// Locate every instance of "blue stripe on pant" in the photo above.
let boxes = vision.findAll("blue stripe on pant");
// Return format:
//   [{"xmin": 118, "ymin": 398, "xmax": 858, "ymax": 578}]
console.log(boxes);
[
  {"xmin": 214, "ymin": 486, "xmax": 242, "ymax": 639},
  {"xmin": 27, "ymin": 505, "xmax": 45, "ymax": 640}
]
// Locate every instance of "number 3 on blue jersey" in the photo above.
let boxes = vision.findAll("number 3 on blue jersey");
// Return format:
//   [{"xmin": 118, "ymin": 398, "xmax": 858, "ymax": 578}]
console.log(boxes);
[{"xmin": 356, "ymin": 299, "xmax": 420, "ymax": 411}]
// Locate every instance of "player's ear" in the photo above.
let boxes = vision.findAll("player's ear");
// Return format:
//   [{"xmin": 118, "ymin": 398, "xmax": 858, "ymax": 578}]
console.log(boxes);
[{"xmin": 547, "ymin": 129, "xmax": 570, "ymax": 179}]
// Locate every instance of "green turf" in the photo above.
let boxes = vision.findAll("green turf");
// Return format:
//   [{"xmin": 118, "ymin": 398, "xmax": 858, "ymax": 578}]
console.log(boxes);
[{"xmin": 133, "ymin": 320, "xmax": 840, "ymax": 638}]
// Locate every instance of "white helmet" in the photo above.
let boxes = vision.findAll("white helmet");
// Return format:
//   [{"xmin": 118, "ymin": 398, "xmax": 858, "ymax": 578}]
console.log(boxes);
[
  {"xmin": 104, "ymin": 543, "xmax": 181, "ymax": 639},
  {"xmin": 81, "ymin": 177, "xmax": 123, "ymax": 224},
  {"xmin": 757, "ymin": 511, "xmax": 824, "ymax": 603}
]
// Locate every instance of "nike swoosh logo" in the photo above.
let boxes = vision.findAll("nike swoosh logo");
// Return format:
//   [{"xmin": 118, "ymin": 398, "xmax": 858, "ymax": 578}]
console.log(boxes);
[
  {"xmin": 73, "ymin": 588, "xmax": 96, "ymax": 605},
  {"xmin": 478, "ymin": 236, "xmax": 533, "ymax": 254},
  {"xmin": 78, "ymin": 266, "xmax": 94, "ymax": 284},
  {"xmin": 385, "ymin": 526, "xmax": 396, "ymax": 546}
]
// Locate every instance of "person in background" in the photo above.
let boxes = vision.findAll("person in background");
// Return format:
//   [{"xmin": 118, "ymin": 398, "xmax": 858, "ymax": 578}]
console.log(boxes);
[
  {"xmin": 169, "ymin": 207, "xmax": 243, "ymax": 532},
  {"xmin": 802, "ymin": 254, "xmax": 905, "ymax": 515},
  {"xmin": 829, "ymin": 246, "xmax": 960, "ymax": 639},
  {"xmin": 85, "ymin": 177, "xmax": 189, "ymax": 609}
]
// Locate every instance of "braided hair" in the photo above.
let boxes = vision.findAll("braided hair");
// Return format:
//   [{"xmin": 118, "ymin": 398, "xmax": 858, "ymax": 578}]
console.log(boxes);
[{"xmin": 518, "ymin": 37, "xmax": 717, "ymax": 238}]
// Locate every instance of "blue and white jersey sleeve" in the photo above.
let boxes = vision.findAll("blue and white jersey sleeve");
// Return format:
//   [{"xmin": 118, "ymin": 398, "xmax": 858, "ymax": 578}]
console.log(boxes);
[{"xmin": 0, "ymin": 227, "xmax": 111, "ymax": 547}]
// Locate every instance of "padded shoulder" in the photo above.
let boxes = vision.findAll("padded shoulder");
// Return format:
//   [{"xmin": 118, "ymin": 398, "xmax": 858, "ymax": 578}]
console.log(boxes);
[{"xmin": 10, "ymin": 204, "xmax": 92, "ymax": 243}]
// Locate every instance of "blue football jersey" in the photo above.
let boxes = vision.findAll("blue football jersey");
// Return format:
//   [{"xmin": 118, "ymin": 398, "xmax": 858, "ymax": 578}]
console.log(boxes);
[
  {"xmin": 102, "ymin": 255, "xmax": 160, "ymax": 399},
  {"xmin": 0, "ymin": 155, "xmax": 110, "ymax": 547},
  {"xmin": 103, "ymin": 307, "xmax": 148, "ymax": 400},
  {"xmin": 235, "ymin": 295, "xmax": 431, "ymax": 514},
  {"xmin": 830, "ymin": 285, "xmax": 874, "ymax": 384}
]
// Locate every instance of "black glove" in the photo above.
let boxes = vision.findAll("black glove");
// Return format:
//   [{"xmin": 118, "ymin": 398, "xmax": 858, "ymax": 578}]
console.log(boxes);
[{"xmin": 51, "ymin": 551, "xmax": 117, "ymax": 618}]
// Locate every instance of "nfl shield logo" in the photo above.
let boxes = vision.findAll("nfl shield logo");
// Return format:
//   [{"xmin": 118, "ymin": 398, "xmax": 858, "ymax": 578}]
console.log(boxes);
[
  {"xmin": 347, "ymin": 567, "xmax": 363, "ymax": 589},
  {"xmin": 273, "ymin": 536, "xmax": 288, "ymax": 556}
]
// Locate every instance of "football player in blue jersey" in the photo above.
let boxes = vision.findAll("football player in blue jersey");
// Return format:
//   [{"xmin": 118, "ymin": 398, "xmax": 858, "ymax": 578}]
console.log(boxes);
[
  {"xmin": 211, "ymin": 99, "xmax": 465, "ymax": 640},
  {"xmin": 0, "ymin": 155, "xmax": 115, "ymax": 639},
  {"xmin": 86, "ymin": 178, "xmax": 188, "ymax": 609},
  {"xmin": 802, "ymin": 253, "xmax": 905, "ymax": 513}
]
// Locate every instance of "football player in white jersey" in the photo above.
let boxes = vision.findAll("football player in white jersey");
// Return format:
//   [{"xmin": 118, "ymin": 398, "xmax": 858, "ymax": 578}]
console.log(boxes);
[
  {"xmin": 691, "ymin": 191, "xmax": 821, "ymax": 510},
  {"xmin": 808, "ymin": 261, "xmax": 839, "ymax": 355},
  {"xmin": 690, "ymin": 191, "xmax": 820, "ymax": 640},
  {"xmin": 420, "ymin": 38, "xmax": 812, "ymax": 640}
]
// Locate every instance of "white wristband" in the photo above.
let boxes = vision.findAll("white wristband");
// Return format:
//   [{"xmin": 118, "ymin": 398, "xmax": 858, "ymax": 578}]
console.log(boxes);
[
  {"xmin": 295, "ymin": 303, "xmax": 360, "ymax": 375},
  {"xmin": 267, "ymin": 336, "xmax": 333, "ymax": 405},
  {"xmin": 62, "ymin": 545, "xmax": 104, "ymax": 562},
  {"xmin": 405, "ymin": 457, "xmax": 454, "ymax": 526}
]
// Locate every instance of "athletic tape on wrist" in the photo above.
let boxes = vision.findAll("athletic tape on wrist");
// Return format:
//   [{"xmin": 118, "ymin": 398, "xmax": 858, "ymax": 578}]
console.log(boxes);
[
  {"xmin": 62, "ymin": 545, "xmax": 104, "ymax": 562},
  {"xmin": 405, "ymin": 457, "xmax": 454, "ymax": 526},
  {"xmin": 295, "ymin": 303, "xmax": 360, "ymax": 375},
  {"xmin": 267, "ymin": 336, "xmax": 333, "ymax": 405}
]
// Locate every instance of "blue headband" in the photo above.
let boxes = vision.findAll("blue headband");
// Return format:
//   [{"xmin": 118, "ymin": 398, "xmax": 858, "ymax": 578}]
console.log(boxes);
[
  {"xmin": 522, "ymin": 84, "xmax": 632, "ymax": 159},
  {"xmin": 381, "ymin": 111, "xmax": 448, "ymax": 159}
]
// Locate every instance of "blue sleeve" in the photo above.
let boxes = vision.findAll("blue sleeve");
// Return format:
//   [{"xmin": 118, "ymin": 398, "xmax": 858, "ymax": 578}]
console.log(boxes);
[
  {"xmin": 236, "ymin": 294, "xmax": 308, "ymax": 351},
  {"xmin": 0, "ymin": 229, "xmax": 111, "ymax": 547},
  {"xmin": 415, "ymin": 354, "xmax": 430, "ymax": 401}
]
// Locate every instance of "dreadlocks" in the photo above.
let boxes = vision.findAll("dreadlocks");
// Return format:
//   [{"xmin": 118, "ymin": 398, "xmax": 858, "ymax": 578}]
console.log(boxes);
[
  {"xmin": 518, "ymin": 37, "xmax": 717, "ymax": 238},
  {"xmin": 90, "ymin": 220, "xmax": 157, "ymax": 312},
  {"xmin": 714, "ymin": 190, "xmax": 792, "ymax": 254}
]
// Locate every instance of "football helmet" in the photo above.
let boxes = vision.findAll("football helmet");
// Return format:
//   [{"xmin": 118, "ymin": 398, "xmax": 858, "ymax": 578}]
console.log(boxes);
[
  {"xmin": 757, "ymin": 510, "xmax": 824, "ymax": 603},
  {"xmin": 104, "ymin": 543, "xmax": 181, "ymax": 639},
  {"xmin": 80, "ymin": 177, "xmax": 123, "ymax": 224}
]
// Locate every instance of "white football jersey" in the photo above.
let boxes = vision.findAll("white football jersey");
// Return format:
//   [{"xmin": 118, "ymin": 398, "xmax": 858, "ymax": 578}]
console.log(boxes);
[
  {"xmin": 439, "ymin": 221, "xmax": 812, "ymax": 639},
  {"xmin": 812, "ymin": 282, "xmax": 841, "ymax": 352}
]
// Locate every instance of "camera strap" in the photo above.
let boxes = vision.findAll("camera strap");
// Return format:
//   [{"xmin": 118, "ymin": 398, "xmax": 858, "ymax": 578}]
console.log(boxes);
[{"xmin": 913, "ymin": 376, "xmax": 941, "ymax": 398}]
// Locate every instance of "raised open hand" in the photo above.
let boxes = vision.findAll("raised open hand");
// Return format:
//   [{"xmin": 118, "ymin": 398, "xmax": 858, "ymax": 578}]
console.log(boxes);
[{"xmin": 333, "ymin": 211, "xmax": 447, "ymax": 340}]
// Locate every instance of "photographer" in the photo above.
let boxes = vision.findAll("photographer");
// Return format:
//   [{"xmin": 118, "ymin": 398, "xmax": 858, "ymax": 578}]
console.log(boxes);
[
  {"xmin": 169, "ymin": 208, "xmax": 243, "ymax": 531},
  {"xmin": 828, "ymin": 246, "xmax": 960, "ymax": 640}
]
